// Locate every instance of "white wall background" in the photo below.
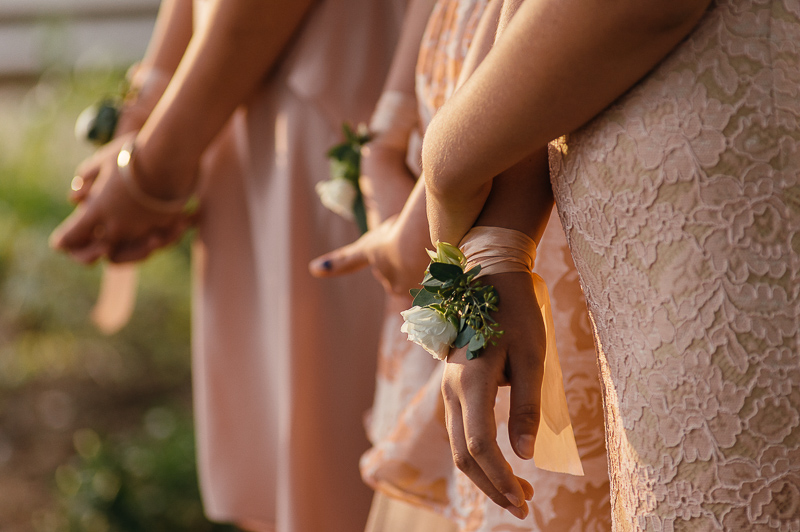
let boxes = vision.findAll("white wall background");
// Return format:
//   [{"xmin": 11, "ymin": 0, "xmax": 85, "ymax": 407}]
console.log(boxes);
[{"xmin": 0, "ymin": 0, "xmax": 160, "ymax": 77}]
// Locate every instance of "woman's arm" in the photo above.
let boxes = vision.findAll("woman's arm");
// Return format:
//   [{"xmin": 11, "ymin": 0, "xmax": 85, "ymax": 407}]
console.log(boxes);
[
  {"xmin": 70, "ymin": 0, "xmax": 193, "ymax": 204},
  {"xmin": 135, "ymin": 0, "xmax": 315, "ymax": 199},
  {"xmin": 359, "ymin": 0, "xmax": 436, "ymax": 227},
  {"xmin": 424, "ymin": 0, "xmax": 712, "ymax": 246},
  {"xmin": 114, "ymin": 0, "xmax": 193, "ymax": 135},
  {"xmin": 52, "ymin": 0, "xmax": 315, "ymax": 263}
]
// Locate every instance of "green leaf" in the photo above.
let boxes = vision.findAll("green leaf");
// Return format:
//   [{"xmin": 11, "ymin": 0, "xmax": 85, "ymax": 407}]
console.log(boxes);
[
  {"xmin": 423, "ymin": 282, "xmax": 444, "ymax": 293},
  {"xmin": 412, "ymin": 289, "xmax": 441, "ymax": 307},
  {"xmin": 409, "ymin": 288, "xmax": 421, "ymax": 298},
  {"xmin": 466, "ymin": 348, "xmax": 481, "ymax": 360},
  {"xmin": 353, "ymin": 195, "xmax": 368, "ymax": 235},
  {"xmin": 429, "ymin": 262, "xmax": 463, "ymax": 282},
  {"xmin": 326, "ymin": 143, "xmax": 349, "ymax": 159},
  {"xmin": 465, "ymin": 265, "xmax": 481, "ymax": 278},
  {"xmin": 468, "ymin": 332, "xmax": 486, "ymax": 352},
  {"xmin": 454, "ymin": 325, "xmax": 476, "ymax": 348}
]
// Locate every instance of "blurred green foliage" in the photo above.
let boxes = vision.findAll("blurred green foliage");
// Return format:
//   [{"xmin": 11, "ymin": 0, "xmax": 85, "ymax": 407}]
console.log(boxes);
[
  {"xmin": 0, "ymin": 70, "xmax": 232, "ymax": 531},
  {"xmin": 50, "ymin": 407, "xmax": 236, "ymax": 532}
]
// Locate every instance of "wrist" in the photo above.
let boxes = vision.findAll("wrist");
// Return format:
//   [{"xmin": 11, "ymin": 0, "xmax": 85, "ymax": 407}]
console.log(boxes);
[
  {"xmin": 368, "ymin": 91, "xmax": 419, "ymax": 151},
  {"xmin": 125, "ymin": 133, "xmax": 197, "ymax": 203}
]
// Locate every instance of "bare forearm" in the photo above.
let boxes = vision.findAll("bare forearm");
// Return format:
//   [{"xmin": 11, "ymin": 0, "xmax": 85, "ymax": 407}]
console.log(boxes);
[
  {"xmin": 136, "ymin": 0, "xmax": 314, "ymax": 195},
  {"xmin": 424, "ymin": 0, "xmax": 711, "ymax": 242},
  {"xmin": 383, "ymin": 0, "xmax": 437, "ymax": 96},
  {"xmin": 140, "ymin": 0, "xmax": 193, "ymax": 76}
]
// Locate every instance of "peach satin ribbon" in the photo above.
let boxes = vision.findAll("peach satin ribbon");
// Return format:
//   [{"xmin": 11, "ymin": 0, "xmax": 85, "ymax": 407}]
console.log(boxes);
[
  {"xmin": 91, "ymin": 264, "xmax": 138, "ymax": 335},
  {"xmin": 460, "ymin": 226, "xmax": 584, "ymax": 476}
]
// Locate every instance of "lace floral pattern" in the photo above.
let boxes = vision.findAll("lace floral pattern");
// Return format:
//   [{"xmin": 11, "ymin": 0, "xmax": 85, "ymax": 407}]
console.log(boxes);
[
  {"xmin": 550, "ymin": 1, "xmax": 800, "ymax": 529},
  {"xmin": 363, "ymin": 2, "xmax": 611, "ymax": 529}
]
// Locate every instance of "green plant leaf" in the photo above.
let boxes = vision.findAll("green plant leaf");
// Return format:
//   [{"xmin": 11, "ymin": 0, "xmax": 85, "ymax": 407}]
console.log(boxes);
[
  {"xmin": 412, "ymin": 289, "xmax": 441, "ymax": 307},
  {"xmin": 465, "ymin": 265, "xmax": 481, "ymax": 278},
  {"xmin": 454, "ymin": 325, "xmax": 476, "ymax": 348},
  {"xmin": 468, "ymin": 332, "xmax": 486, "ymax": 352},
  {"xmin": 353, "ymin": 195, "xmax": 368, "ymax": 235},
  {"xmin": 429, "ymin": 262, "xmax": 463, "ymax": 282}
]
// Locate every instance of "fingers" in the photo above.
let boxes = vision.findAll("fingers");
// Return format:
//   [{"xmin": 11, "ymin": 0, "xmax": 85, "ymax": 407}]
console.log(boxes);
[
  {"xmin": 308, "ymin": 238, "xmax": 369, "ymax": 278},
  {"xmin": 507, "ymin": 327, "xmax": 546, "ymax": 461},
  {"xmin": 445, "ymin": 393, "xmax": 528, "ymax": 519},
  {"xmin": 107, "ymin": 221, "xmax": 190, "ymax": 263},
  {"xmin": 69, "ymin": 164, "xmax": 100, "ymax": 204},
  {"xmin": 50, "ymin": 204, "xmax": 100, "ymax": 253},
  {"xmin": 442, "ymin": 352, "xmax": 529, "ymax": 520}
]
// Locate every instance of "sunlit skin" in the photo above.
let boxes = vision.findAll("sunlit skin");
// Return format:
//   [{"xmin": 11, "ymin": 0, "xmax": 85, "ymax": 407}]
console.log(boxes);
[
  {"xmin": 423, "ymin": 0, "xmax": 713, "ymax": 513},
  {"xmin": 51, "ymin": 0, "xmax": 315, "ymax": 264}
]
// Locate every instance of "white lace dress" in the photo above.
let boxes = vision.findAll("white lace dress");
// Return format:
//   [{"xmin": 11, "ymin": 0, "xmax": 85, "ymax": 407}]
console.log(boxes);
[{"xmin": 550, "ymin": 0, "xmax": 800, "ymax": 529}]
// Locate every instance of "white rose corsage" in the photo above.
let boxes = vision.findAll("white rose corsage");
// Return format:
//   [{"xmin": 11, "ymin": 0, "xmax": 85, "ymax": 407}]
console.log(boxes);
[
  {"xmin": 74, "ymin": 99, "xmax": 120, "ymax": 146},
  {"xmin": 318, "ymin": 123, "xmax": 369, "ymax": 234},
  {"xmin": 402, "ymin": 241, "xmax": 502, "ymax": 360}
]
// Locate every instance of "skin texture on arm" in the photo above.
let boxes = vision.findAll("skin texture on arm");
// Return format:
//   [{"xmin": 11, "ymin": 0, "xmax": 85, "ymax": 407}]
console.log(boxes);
[
  {"xmin": 309, "ymin": 1, "xmax": 550, "ymax": 520},
  {"xmin": 69, "ymin": 0, "xmax": 193, "ymax": 204},
  {"xmin": 51, "ymin": 0, "xmax": 315, "ymax": 263},
  {"xmin": 309, "ymin": 0, "xmax": 502, "ymax": 293},
  {"xmin": 424, "ymin": 0, "xmax": 713, "ymax": 246},
  {"xmin": 358, "ymin": 0, "xmax": 436, "ymax": 227}
]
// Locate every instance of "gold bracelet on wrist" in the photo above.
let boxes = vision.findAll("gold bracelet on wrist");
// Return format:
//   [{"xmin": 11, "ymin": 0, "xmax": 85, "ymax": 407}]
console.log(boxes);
[{"xmin": 117, "ymin": 139, "xmax": 193, "ymax": 214}]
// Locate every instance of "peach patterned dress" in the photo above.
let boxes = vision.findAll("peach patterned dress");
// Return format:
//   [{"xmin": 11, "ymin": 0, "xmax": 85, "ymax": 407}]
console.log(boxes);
[
  {"xmin": 549, "ymin": 0, "xmax": 800, "ymax": 529},
  {"xmin": 361, "ymin": 1, "xmax": 612, "ymax": 530},
  {"xmin": 189, "ymin": 1, "xmax": 404, "ymax": 530}
]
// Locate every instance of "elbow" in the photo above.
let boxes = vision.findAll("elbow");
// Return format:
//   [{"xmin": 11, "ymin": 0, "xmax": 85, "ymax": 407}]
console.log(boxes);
[{"xmin": 421, "ymin": 116, "xmax": 466, "ymax": 201}]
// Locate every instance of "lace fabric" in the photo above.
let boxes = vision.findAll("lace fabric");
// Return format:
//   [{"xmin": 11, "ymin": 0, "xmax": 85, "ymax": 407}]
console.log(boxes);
[
  {"xmin": 550, "ymin": 0, "xmax": 800, "ymax": 529},
  {"xmin": 362, "ymin": 3, "xmax": 611, "ymax": 529}
]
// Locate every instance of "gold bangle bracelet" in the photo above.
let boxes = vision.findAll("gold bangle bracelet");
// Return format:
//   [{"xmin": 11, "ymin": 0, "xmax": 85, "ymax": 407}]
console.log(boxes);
[{"xmin": 116, "ymin": 139, "xmax": 191, "ymax": 214}]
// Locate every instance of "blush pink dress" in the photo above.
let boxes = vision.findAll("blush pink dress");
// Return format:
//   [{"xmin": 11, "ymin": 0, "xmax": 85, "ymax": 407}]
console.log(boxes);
[
  {"xmin": 549, "ymin": 0, "xmax": 800, "ymax": 529},
  {"xmin": 362, "ymin": 1, "xmax": 612, "ymax": 530},
  {"xmin": 189, "ymin": 1, "xmax": 405, "ymax": 530}
]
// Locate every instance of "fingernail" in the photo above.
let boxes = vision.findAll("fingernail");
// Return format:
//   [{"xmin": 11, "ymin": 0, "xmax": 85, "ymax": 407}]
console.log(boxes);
[
  {"xmin": 321, "ymin": 259, "xmax": 332, "ymax": 270},
  {"xmin": 517, "ymin": 435, "xmax": 535, "ymax": 459},
  {"xmin": 71, "ymin": 176, "xmax": 84, "ymax": 192},
  {"xmin": 507, "ymin": 504, "xmax": 526, "ymax": 520},
  {"xmin": 505, "ymin": 492, "xmax": 522, "ymax": 507}
]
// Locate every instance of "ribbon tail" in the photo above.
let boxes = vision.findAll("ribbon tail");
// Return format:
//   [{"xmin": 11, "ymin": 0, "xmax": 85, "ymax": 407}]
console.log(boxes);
[
  {"xmin": 531, "ymin": 273, "xmax": 584, "ymax": 476},
  {"xmin": 91, "ymin": 263, "xmax": 138, "ymax": 335}
]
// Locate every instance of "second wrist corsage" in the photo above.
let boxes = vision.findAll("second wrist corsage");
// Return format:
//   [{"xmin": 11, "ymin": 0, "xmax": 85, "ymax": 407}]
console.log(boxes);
[
  {"xmin": 401, "ymin": 241, "xmax": 503, "ymax": 360},
  {"xmin": 318, "ymin": 123, "xmax": 370, "ymax": 234}
]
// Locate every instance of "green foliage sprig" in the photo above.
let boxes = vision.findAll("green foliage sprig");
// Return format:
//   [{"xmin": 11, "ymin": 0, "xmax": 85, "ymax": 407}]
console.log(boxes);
[
  {"xmin": 410, "ymin": 242, "xmax": 503, "ymax": 359},
  {"xmin": 324, "ymin": 123, "xmax": 370, "ymax": 234}
]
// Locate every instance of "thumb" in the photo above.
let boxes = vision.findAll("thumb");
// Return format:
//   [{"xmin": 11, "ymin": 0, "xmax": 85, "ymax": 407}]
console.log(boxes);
[
  {"xmin": 507, "ymin": 348, "xmax": 544, "ymax": 461},
  {"xmin": 308, "ymin": 238, "xmax": 369, "ymax": 278}
]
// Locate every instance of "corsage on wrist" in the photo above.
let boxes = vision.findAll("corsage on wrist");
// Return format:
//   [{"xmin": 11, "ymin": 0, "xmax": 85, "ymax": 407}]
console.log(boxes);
[
  {"xmin": 318, "ymin": 123, "xmax": 370, "ymax": 234},
  {"xmin": 401, "ymin": 241, "xmax": 502, "ymax": 360},
  {"xmin": 318, "ymin": 91, "xmax": 418, "ymax": 234},
  {"xmin": 74, "ymin": 64, "xmax": 169, "ymax": 146},
  {"xmin": 75, "ymin": 99, "xmax": 120, "ymax": 146}
]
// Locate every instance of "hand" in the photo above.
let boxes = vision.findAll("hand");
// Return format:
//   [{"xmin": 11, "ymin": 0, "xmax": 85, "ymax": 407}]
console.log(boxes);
[
  {"xmin": 308, "ymin": 214, "xmax": 428, "ymax": 296},
  {"xmin": 51, "ymin": 133, "xmax": 195, "ymax": 264},
  {"xmin": 69, "ymin": 136, "xmax": 130, "ymax": 204},
  {"xmin": 441, "ymin": 271, "xmax": 545, "ymax": 519}
]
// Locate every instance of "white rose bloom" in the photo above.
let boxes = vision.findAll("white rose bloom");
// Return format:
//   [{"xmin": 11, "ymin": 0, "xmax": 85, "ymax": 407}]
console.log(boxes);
[
  {"xmin": 316, "ymin": 178, "xmax": 357, "ymax": 221},
  {"xmin": 400, "ymin": 306, "xmax": 458, "ymax": 360}
]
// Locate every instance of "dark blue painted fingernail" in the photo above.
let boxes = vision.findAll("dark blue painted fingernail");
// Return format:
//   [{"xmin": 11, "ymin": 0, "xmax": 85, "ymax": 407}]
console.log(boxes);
[{"xmin": 321, "ymin": 259, "xmax": 332, "ymax": 270}]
